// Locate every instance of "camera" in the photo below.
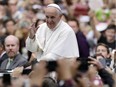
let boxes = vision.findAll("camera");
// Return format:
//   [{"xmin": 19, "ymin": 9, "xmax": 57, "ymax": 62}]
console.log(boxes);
[
  {"xmin": 46, "ymin": 61, "xmax": 58, "ymax": 72},
  {"xmin": 76, "ymin": 57, "xmax": 92, "ymax": 72}
]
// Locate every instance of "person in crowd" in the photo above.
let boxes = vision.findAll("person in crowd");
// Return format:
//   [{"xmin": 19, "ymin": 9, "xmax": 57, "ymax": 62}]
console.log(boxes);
[
  {"xmin": 42, "ymin": 77, "xmax": 58, "ymax": 87},
  {"xmin": 7, "ymin": 0, "xmax": 23, "ymax": 22},
  {"xmin": 4, "ymin": 18, "xmax": 16, "ymax": 35},
  {"xmin": 97, "ymin": 24, "xmax": 116, "ymax": 50},
  {"xmin": 56, "ymin": 57, "xmax": 114, "ymax": 87},
  {"xmin": 26, "ymin": 3, "xmax": 79, "ymax": 61},
  {"xmin": 95, "ymin": 43, "xmax": 113, "ymax": 69},
  {"xmin": 11, "ymin": 57, "xmax": 115, "ymax": 87},
  {"xmin": 68, "ymin": 18, "xmax": 90, "ymax": 57},
  {"xmin": 0, "ymin": 3, "xmax": 8, "ymax": 21},
  {"xmin": 90, "ymin": 12, "xmax": 116, "ymax": 50},
  {"xmin": 0, "ymin": 35, "xmax": 8, "ymax": 66},
  {"xmin": 0, "ymin": 35, "xmax": 27, "ymax": 70},
  {"xmin": 110, "ymin": 50, "xmax": 116, "ymax": 73},
  {"xmin": 88, "ymin": 57, "xmax": 114, "ymax": 87}
]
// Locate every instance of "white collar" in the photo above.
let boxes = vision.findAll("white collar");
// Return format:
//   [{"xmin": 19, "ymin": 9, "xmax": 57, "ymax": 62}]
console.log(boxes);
[{"xmin": 0, "ymin": 51, "xmax": 6, "ymax": 58}]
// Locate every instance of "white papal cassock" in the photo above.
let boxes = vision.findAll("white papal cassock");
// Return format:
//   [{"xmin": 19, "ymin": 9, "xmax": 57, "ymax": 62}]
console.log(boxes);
[{"xmin": 26, "ymin": 20, "xmax": 79, "ymax": 61}]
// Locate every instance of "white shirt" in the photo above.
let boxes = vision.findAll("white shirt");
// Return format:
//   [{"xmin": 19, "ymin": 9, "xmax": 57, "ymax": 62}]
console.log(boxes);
[
  {"xmin": 0, "ymin": 51, "xmax": 6, "ymax": 59},
  {"xmin": 26, "ymin": 20, "xmax": 79, "ymax": 61}
]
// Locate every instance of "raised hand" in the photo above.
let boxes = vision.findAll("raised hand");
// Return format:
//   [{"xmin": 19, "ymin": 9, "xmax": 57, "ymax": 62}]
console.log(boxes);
[{"xmin": 28, "ymin": 21, "xmax": 39, "ymax": 39}]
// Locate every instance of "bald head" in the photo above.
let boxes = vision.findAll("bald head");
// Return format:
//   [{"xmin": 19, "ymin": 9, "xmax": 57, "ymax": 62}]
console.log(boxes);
[
  {"xmin": 5, "ymin": 35, "xmax": 19, "ymax": 45},
  {"xmin": 5, "ymin": 35, "xmax": 19, "ymax": 58}
]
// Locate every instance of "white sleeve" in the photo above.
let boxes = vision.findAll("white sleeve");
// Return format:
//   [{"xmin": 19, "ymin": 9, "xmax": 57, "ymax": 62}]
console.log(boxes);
[{"xmin": 26, "ymin": 36, "xmax": 39, "ymax": 52}]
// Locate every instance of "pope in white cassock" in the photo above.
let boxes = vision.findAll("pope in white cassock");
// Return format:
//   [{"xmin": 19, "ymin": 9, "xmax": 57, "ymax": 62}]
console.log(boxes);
[{"xmin": 26, "ymin": 4, "xmax": 79, "ymax": 61}]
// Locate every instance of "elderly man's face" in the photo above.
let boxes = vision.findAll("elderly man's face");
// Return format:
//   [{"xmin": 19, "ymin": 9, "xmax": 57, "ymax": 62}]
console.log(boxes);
[{"xmin": 45, "ymin": 7, "xmax": 61, "ymax": 29}]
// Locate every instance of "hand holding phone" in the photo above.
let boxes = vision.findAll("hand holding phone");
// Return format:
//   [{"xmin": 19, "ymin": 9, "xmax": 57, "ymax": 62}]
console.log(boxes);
[{"xmin": 88, "ymin": 57, "xmax": 104, "ymax": 70}]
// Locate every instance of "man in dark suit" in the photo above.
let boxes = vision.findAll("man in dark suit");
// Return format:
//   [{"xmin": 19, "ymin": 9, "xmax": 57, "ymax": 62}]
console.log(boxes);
[
  {"xmin": 0, "ymin": 35, "xmax": 27, "ymax": 70},
  {"xmin": 0, "ymin": 36, "xmax": 8, "ymax": 66},
  {"xmin": 68, "ymin": 19, "xmax": 90, "ymax": 57}
]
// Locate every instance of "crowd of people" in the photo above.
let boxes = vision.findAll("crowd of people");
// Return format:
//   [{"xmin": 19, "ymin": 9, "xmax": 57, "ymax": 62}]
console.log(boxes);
[{"xmin": 0, "ymin": 0, "xmax": 116, "ymax": 87}]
